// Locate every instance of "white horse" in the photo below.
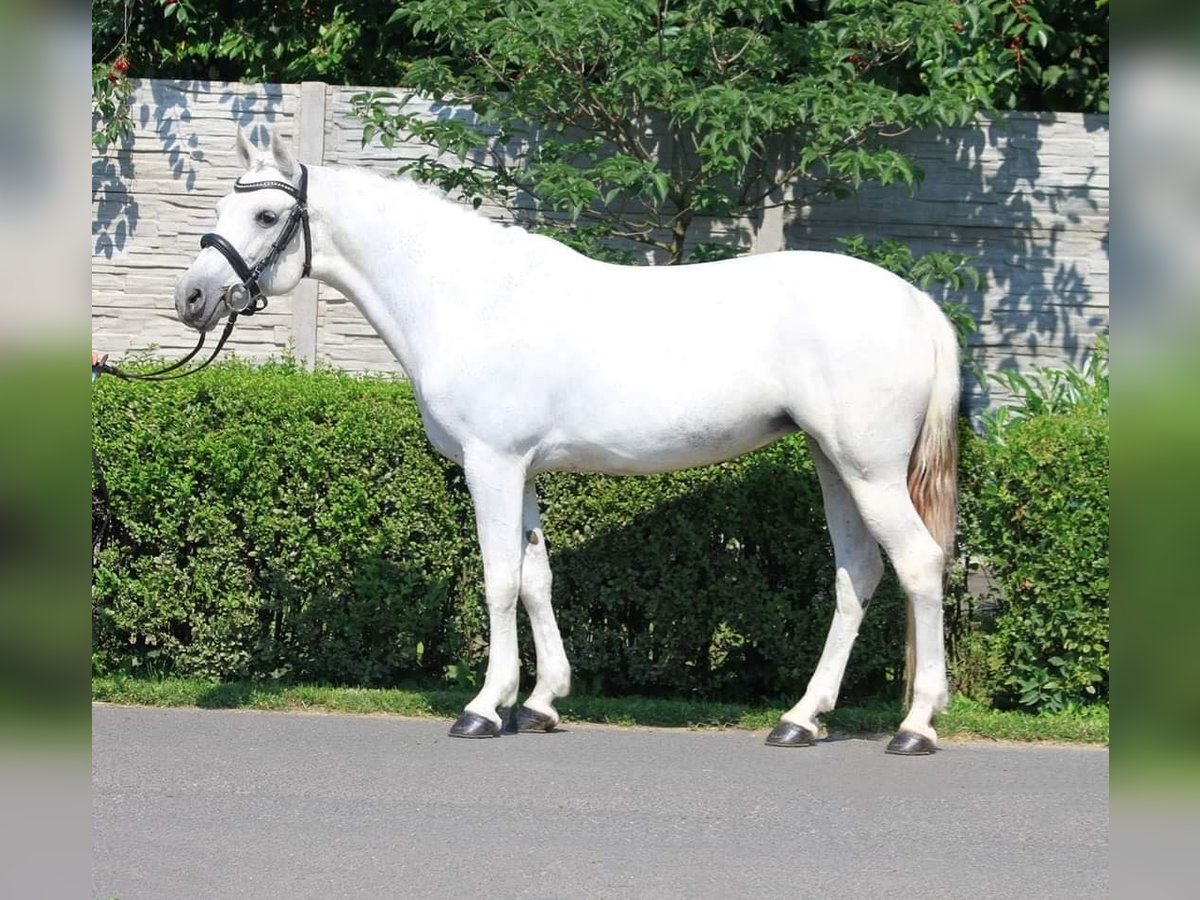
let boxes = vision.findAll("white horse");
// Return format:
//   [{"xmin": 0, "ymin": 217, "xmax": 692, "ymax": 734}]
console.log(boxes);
[{"xmin": 176, "ymin": 132, "xmax": 960, "ymax": 755}]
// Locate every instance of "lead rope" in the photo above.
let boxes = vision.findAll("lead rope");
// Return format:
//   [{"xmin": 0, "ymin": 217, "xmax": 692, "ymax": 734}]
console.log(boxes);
[{"xmin": 93, "ymin": 313, "xmax": 240, "ymax": 383}]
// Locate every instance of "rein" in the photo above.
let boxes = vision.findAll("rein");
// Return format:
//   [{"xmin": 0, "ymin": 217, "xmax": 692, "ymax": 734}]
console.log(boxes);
[
  {"xmin": 94, "ymin": 163, "xmax": 312, "ymax": 383},
  {"xmin": 93, "ymin": 316, "xmax": 240, "ymax": 382}
]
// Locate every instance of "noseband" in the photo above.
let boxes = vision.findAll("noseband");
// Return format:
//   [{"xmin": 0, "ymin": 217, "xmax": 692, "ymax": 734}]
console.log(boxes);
[{"xmin": 199, "ymin": 163, "xmax": 312, "ymax": 315}]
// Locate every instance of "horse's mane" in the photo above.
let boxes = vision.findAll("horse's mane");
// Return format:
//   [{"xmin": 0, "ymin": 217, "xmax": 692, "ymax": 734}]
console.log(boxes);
[{"xmin": 329, "ymin": 164, "xmax": 536, "ymax": 245}]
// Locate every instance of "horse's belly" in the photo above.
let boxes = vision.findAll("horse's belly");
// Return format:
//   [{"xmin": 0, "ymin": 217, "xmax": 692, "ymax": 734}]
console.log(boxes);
[{"xmin": 534, "ymin": 411, "xmax": 799, "ymax": 475}]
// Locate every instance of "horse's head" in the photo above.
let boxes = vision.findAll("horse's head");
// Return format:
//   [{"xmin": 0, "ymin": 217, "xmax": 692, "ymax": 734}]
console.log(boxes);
[{"xmin": 175, "ymin": 130, "xmax": 311, "ymax": 331}]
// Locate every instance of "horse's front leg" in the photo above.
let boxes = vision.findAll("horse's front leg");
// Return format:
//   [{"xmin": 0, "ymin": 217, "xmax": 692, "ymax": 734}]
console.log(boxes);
[
  {"xmin": 449, "ymin": 447, "xmax": 527, "ymax": 739},
  {"xmin": 512, "ymin": 480, "xmax": 571, "ymax": 732}
]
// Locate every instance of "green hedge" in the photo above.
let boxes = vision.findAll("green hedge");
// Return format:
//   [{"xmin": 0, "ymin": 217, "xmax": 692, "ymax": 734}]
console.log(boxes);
[
  {"xmin": 92, "ymin": 360, "xmax": 476, "ymax": 684},
  {"xmin": 958, "ymin": 413, "xmax": 1109, "ymax": 710},
  {"xmin": 92, "ymin": 360, "xmax": 1107, "ymax": 710}
]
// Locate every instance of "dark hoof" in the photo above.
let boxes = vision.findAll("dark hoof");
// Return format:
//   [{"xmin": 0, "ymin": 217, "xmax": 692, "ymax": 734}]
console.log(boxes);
[
  {"xmin": 885, "ymin": 731, "xmax": 936, "ymax": 756},
  {"xmin": 514, "ymin": 706, "xmax": 558, "ymax": 733},
  {"xmin": 449, "ymin": 712, "xmax": 500, "ymax": 739},
  {"xmin": 765, "ymin": 720, "xmax": 817, "ymax": 748}
]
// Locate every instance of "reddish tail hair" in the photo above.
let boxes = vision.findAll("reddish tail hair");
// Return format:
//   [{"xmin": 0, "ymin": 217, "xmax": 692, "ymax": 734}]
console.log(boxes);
[{"xmin": 903, "ymin": 292, "xmax": 961, "ymax": 706}]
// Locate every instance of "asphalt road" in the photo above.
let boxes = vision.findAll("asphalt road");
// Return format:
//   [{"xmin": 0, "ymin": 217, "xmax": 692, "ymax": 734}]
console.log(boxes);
[{"xmin": 93, "ymin": 705, "xmax": 1107, "ymax": 899}]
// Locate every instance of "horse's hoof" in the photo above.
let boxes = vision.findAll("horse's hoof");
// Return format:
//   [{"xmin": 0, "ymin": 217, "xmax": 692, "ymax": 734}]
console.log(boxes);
[
  {"xmin": 885, "ymin": 731, "xmax": 936, "ymax": 756},
  {"xmin": 514, "ymin": 706, "xmax": 558, "ymax": 733},
  {"xmin": 765, "ymin": 720, "xmax": 817, "ymax": 748},
  {"xmin": 448, "ymin": 712, "xmax": 501, "ymax": 739}
]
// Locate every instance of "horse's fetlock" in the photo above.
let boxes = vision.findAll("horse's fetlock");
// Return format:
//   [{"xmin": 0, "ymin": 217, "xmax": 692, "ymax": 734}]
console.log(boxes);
[
  {"xmin": 548, "ymin": 672, "xmax": 571, "ymax": 698},
  {"xmin": 816, "ymin": 688, "xmax": 842, "ymax": 714}
]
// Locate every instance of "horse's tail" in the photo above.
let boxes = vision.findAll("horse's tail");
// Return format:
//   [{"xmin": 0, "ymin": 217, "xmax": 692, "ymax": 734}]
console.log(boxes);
[{"xmin": 903, "ymin": 290, "xmax": 961, "ymax": 706}]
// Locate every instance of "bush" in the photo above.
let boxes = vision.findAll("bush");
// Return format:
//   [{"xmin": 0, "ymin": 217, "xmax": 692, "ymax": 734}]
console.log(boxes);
[
  {"xmin": 94, "ymin": 359, "xmax": 1107, "ymax": 711},
  {"xmin": 957, "ymin": 412, "xmax": 1109, "ymax": 710},
  {"xmin": 92, "ymin": 360, "xmax": 477, "ymax": 683},
  {"xmin": 92, "ymin": 359, "xmax": 906, "ymax": 701}
]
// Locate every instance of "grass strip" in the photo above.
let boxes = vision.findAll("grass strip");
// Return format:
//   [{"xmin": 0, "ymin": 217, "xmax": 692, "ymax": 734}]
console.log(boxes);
[{"xmin": 92, "ymin": 676, "xmax": 1107, "ymax": 745}]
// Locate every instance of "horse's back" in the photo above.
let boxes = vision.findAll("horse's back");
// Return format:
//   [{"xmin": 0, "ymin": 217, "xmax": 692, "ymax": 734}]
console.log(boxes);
[
  {"xmin": 530, "ymin": 248, "xmax": 939, "ymax": 404},
  {"xmin": 426, "ymin": 247, "xmax": 946, "ymax": 475},
  {"xmin": 535, "ymin": 248, "xmax": 931, "ymax": 351}
]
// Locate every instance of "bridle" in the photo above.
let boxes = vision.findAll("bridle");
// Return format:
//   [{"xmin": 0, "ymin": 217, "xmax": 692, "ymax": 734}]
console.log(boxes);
[
  {"xmin": 201, "ymin": 162, "xmax": 313, "ymax": 316},
  {"xmin": 94, "ymin": 163, "xmax": 312, "ymax": 383}
]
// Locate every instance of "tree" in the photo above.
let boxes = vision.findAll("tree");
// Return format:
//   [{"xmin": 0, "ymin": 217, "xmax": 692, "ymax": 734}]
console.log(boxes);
[
  {"xmin": 92, "ymin": 2, "xmax": 1108, "ymax": 152},
  {"xmin": 350, "ymin": 0, "xmax": 1049, "ymax": 265},
  {"xmin": 1009, "ymin": 0, "xmax": 1108, "ymax": 114},
  {"xmin": 92, "ymin": 0, "xmax": 420, "ymax": 84},
  {"xmin": 91, "ymin": 0, "xmax": 427, "ymax": 148}
]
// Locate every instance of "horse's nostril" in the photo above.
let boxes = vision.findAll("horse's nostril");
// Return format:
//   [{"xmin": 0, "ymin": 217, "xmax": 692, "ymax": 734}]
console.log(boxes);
[{"xmin": 187, "ymin": 288, "xmax": 202, "ymax": 306}]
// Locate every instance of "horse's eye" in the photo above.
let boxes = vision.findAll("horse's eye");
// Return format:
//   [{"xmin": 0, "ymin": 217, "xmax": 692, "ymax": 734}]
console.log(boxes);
[{"xmin": 256, "ymin": 210, "xmax": 279, "ymax": 226}]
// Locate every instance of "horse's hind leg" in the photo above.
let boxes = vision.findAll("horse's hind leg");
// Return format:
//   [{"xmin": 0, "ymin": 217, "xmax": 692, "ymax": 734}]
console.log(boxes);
[
  {"xmin": 844, "ymin": 475, "xmax": 950, "ymax": 755},
  {"xmin": 513, "ymin": 480, "xmax": 571, "ymax": 732},
  {"xmin": 767, "ymin": 444, "xmax": 884, "ymax": 747},
  {"xmin": 448, "ymin": 447, "xmax": 527, "ymax": 739}
]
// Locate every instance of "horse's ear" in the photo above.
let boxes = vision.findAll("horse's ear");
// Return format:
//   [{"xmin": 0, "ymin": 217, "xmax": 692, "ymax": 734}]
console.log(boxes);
[
  {"xmin": 234, "ymin": 129, "xmax": 257, "ymax": 171},
  {"xmin": 271, "ymin": 136, "xmax": 297, "ymax": 181}
]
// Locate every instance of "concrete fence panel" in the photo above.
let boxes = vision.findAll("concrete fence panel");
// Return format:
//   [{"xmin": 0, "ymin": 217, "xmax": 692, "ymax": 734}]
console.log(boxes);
[{"xmin": 92, "ymin": 80, "xmax": 1108, "ymax": 411}]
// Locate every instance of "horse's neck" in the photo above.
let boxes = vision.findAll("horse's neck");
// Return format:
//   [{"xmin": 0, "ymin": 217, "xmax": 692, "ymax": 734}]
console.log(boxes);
[{"xmin": 307, "ymin": 166, "xmax": 500, "ymax": 381}]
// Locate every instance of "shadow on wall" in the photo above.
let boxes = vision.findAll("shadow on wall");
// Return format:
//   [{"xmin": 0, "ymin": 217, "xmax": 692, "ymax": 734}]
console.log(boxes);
[
  {"xmin": 91, "ymin": 80, "xmax": 287, "ymax": 259},
  {"xmin": 92, "ymin": 139, "xmax": 137, "ymax": 261},
  {"xmin": 785, "ymin": 113, "xmax": 1109, "ymax": 409}
]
